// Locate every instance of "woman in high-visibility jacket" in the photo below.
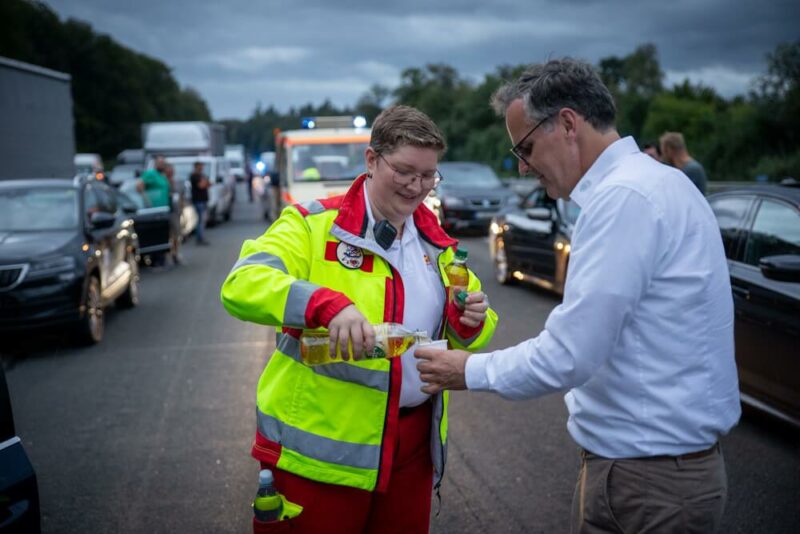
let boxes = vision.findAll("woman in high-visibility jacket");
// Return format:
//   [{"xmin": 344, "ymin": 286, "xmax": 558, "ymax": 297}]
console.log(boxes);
[{"xmin": 221, "ymin": 106, "xmax": 497, "ymax": 534}]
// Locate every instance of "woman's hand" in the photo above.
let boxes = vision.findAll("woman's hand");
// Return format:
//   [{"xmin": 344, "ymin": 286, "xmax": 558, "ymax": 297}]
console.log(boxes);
[
  {"xmin": 327, "ymin": 305, "xmax": 376, "ymax": 360},
  {"xmin": 458, "ymin": 291, "xmax": 489, "ymax": 328}
]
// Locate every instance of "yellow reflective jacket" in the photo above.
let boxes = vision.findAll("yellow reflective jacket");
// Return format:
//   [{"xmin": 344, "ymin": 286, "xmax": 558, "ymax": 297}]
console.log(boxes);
[{"xmin": 221, "ymin": 174, "xmax": 498, "ymax": 492}]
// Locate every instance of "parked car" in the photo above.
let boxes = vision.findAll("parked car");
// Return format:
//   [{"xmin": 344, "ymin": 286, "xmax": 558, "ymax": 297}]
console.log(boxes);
[
  {"xmin": 426, "ymin": 162, "xmax": 518, "ymax": 231},
  {"xmin": 108, "ymin": 163, "xmax": 141, "ymax": 188},
  {"xmin": 0, "ymin": 366, "xmax": 40, "ymax": 533},
  {"xmin": 73, "ymin": 153, "xmax": 105, "ymax": 182},
  {"xmin": 488, "ymin": 185, "xmax": 580, "ymax": 294},
  {"xmin": 167, "ymin": 156, "xmax": 234, "ymax": 226},
  {"xmin": 0, "ymin": 178, "xmax": 139, "ymax": 344},
  {"xmin": 707, "ymin": 183, "xmax": 800, "ymax": 427}
]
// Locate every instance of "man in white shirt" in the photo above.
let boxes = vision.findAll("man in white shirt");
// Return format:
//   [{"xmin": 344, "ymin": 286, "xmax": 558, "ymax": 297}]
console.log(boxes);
[{"xmin": 415, "ymin": 58, "xmax": 740, "ymax": 534}]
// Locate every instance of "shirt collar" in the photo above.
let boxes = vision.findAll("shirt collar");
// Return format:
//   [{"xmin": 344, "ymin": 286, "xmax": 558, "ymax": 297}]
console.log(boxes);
[{"xmin": 570, "ymin": 136, "xmax": 640, "ymax": 208}]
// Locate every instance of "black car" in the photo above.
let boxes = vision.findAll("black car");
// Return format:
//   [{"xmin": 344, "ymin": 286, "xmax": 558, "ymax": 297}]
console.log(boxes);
[
  {"xmin": 116, "ymin": 181, "xmax": 175, "ymax": 265},
  {"xmin": 707, "ymin": 183, "xmax": 800, "ymax": 427},
  {"xmin": 0, "ymin": 178, "xmax": 139, "ymax": 344},
  {"xmin": 0, "ymin": 366, "xmax": 40, "ymax": 533},
  {"xmin": 426, "ymin": 162, "xmax": 518, "ymax": 231},
  {"xmin": 488, "ymin": 186, "xmax": 580, "ymax": 295}
]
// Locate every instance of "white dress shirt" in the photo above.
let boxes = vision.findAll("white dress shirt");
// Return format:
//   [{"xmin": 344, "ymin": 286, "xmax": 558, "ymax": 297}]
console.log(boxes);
[
  {"xmin": 465, "ymin": 137, "xmax": 741, "ymax": 458},
  {"xmin": 362, "ymin": 185, "xmax": 444, "ymax": 407}
]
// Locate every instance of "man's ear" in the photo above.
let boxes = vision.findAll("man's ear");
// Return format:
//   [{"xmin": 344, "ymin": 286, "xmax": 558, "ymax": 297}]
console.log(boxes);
[
  {"xmin": 559, "ymin": 108, "xmax": 579, "ymax": 141},
  {"xmin": 365, "ymin": 146, "xmax": 378, "ymax": 177}
]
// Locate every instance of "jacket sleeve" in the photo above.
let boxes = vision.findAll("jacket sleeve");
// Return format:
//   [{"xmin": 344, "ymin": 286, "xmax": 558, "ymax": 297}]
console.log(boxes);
[
  {"xmin": 220, "ymin": 207, "xmax": 353, "ymax": 328},
  {"xmin": 444, "ymin": 267, "xmax": 498, "ymax": 351}
]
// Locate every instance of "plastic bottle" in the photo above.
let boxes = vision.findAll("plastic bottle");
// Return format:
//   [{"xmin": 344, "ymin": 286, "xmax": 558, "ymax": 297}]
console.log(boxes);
[
  {"xmin": 253, "ymin": 469, "xmax": 283, "ymax": 522},
  {"xmin": 299, "ymin": 323, "xmax": 431, "ymax": 366},
  {"xmin": 445, "ymin": 248, "xmax": 469, "ymax": 304}
]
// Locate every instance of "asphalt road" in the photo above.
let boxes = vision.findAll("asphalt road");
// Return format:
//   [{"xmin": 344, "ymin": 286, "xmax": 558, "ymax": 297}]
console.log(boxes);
[{"xmin": 3, "ymin": 189, "xmax": 799, "ymax": 533}]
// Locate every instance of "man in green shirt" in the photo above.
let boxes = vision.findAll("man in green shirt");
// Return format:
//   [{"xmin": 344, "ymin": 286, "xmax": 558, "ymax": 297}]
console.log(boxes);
[{"xmin": 137, "ymin": 156, "xmax": 171, "ymax": 208}]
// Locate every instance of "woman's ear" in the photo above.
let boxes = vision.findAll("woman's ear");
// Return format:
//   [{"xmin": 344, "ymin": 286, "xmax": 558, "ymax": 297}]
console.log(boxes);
[{"xmin": 365, "ymin": 146, "xmax": 378, "ymax": 178}]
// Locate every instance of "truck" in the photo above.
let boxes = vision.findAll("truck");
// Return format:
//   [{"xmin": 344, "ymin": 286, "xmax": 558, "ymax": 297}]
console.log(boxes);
[
  {"xmin": 141, "ymin": 121, "xmax": 235, "ymax": 225},
  {"xmin": 272, "ymin": 115, "xmax": 371, "ymax": 216},
  {"xmin": 224, "ymin": 144, "xmax": 247, "ymax": 182},
  {"xmin": 0, "ymin": 55, "xmax": 76, "ymax": 180}
]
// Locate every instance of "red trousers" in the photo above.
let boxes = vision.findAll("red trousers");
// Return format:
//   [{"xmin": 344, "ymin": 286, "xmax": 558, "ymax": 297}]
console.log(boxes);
[{"xmin": 253, "ymin": 401, "xmax": 434, "ymax": 534}]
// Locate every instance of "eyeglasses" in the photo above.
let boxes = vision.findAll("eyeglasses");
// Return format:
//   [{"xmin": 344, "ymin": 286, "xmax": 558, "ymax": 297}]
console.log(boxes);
[
  {"xmin": 509, "ymin": 115, "xmax": 552, "ymax": 168},
  {"xmin": 378, "ymin": 154, "xmax": 443, "ymax": 188}
]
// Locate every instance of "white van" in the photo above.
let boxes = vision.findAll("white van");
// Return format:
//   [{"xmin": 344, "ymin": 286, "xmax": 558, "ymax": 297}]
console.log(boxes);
[
  {"xmin": 167, "ymin": 155, "xmax": 234, "ymax": 225},
  {"xmin": 275, "ymin": 116, "xmax": 370, "ymax": 209},
  {"xmin": 74, "ymin": 153, "xmax": 104, "ymax": 181}
]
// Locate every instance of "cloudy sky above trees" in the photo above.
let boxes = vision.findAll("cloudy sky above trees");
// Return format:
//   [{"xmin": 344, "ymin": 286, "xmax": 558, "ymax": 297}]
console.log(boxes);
[{"xmin": 47, "ymin": 0, "xmax": 799, "ymax": 119}]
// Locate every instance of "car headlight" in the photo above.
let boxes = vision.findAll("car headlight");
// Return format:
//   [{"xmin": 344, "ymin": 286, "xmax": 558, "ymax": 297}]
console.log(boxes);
[
  {"xmin": 442, "ymin": 196, "xmax": 464, "ymax": 208},
  {"xmin": 28, "ymin": 256, "xmax": 77, "ymax": 279}
]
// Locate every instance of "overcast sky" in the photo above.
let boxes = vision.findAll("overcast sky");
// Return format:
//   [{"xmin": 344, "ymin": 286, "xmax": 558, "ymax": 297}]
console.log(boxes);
[{"xmin": 47, "ymin": 0, "xmax": 799, "ymax": 120}]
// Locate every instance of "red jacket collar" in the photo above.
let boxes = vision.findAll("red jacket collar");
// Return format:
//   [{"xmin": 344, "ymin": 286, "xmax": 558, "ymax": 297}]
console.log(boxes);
[{"xmin": 333, "ymin": 173, "xmax": 457, "ymax": 250}]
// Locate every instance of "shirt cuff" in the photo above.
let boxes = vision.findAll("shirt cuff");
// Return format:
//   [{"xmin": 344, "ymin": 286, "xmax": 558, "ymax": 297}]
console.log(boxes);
[{"xmin": 465, "ymin": 352, "xmax": 492, "ymax": 391}]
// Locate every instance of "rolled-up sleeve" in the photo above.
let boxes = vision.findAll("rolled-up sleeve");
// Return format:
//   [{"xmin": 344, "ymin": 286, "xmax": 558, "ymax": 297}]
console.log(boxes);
[{"xmin": 465, "ymin": 187, "xmax": 663, "ymax": 399}]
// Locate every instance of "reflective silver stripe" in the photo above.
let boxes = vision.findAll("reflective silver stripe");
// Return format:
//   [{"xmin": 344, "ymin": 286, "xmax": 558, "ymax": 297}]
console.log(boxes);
[
  {"xmin": 299, "ymin": 200, "xmax": 325, "ymax": 215},
  {"xmin": 258, "ymin": 409, "xmax": 381, "ymax": 470},
  {"xmin": 230, "ymin": 252, "xmax": 288, "ymax": 274},
  {"xmin": 431, "ymin": 393, "xmax": 446, "ymax": 487},
  {"xmin": 276, "ymin": 334, "xmax": 390, "ymax": 392},
  {"xmin": 446, "ymin": 321, "xmax": 481, "ymax": 347},
  {"xmin": 284, "ymin": 280, "xmax": 319, "ymax": 327}
]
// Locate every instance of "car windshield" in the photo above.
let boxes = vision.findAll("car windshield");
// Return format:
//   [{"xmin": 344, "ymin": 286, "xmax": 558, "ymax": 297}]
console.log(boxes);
[
  {"xmin": 171, "ymin": 161, "xmax": 210, "ymax": 182},
  {"xmin": 111, "ymin": 165, "xmax": 138, "ymax": 183},
  {"xmin": 292, "ymin": 142, "xmax": 368, "ymax": 181},
  {"xmin": 75, "ymin": 164, "xmax": 95, "ymax": 175},
  {"xmin": 438, "ymin": 164, "xmax": 503, "ymax": 188},
  {"xmin": 0, "ymin": 187, "xmax": 79, "ymax": 231}
]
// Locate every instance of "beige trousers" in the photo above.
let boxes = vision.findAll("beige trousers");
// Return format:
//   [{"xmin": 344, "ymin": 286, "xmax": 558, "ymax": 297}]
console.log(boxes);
[{"xmin": 570, "ymin": 445, "xmax": 727, "ymax": 534}]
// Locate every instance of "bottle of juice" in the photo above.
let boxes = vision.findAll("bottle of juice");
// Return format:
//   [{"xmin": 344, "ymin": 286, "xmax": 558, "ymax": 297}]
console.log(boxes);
[
  {"xmin": 444, "ymin": 247, "xmax": 469, "ymax": 304},
  {"xmin": 299, "ymin": 323, "xmax": 430, "ymax": 366}
]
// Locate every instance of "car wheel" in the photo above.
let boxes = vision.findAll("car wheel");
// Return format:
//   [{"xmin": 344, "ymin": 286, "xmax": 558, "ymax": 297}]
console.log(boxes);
[
  {"xmin": 494, "ymin": 237, "xmax": 515, "ymax": 285},
  {"xmin": 75, "ymin": 276, "xmax": 104, "ymax": 345},
  {"xmin": 117, "ymin": 255, "xmax": 139, "ymax": 308}
]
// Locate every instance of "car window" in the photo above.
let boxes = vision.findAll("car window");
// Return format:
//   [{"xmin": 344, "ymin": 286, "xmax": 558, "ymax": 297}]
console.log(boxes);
[
  {"xmin": 742, "ymin": 199, "xmax": 800, "ymax": 266},
  {"xmin": 709, "ymin": 195, "xmax": 754, "ymax": 259},
  {"xmin": 95, "ymin": 184, "xmax": 117, "ymax": 213},
  {"xmin": 521, "ymin": 188, "xmax": 554, "ymax": 210},
  {"xmin": 84, "ymin": 186, "xmax": 100, "ymax": 219}
]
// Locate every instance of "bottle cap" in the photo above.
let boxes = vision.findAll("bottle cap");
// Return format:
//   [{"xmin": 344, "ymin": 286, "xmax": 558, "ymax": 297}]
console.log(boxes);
[
  {"xmin": 259, "ymin": 469, "xmax": 274, "ymax": 486},
  {"xmin": 456, "ymin": 290, "xmax": 468, "ymax": 306},
  {"xmin": 455, "ymin": 248, "xmax": 468, "ymax": 261}
]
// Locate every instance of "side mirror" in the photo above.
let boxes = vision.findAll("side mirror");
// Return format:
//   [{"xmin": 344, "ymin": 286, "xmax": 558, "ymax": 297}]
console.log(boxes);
[
  {"xmin": 759, "ymin": 254, "xmax": 800, "ymax": 283},
  {"xmin": 89, "ymin": 211, "xmax": 116, "ymax": 230},
  {"xmin": 525, "ymin": 207, "xmax": 552, "ymax": 221}
]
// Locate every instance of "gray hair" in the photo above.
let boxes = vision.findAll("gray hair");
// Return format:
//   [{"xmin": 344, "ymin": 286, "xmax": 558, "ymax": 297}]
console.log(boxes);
[{"xmin": 491, "ymin": 58, "xmax": 616, "ymax": 131}]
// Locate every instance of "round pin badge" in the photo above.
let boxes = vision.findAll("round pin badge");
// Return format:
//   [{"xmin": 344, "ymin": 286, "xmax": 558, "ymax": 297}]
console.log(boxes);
[{"xmin": 336, "ymin": 242, "xmax": 364, "ymax": 269}]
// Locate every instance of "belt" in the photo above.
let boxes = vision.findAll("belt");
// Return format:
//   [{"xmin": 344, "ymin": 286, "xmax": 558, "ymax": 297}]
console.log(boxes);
[{"xmin": 582, "ymin": 442, "xmax": 720, "ymax": 461}]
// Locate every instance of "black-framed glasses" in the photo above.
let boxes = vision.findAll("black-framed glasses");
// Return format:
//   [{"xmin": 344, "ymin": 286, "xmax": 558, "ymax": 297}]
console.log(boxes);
[
  {"xmin": 509, "ymin": 115, "xmax": 552, "ymax": 168},
  {"xmin": 378, "ymin": 153, "xmax": 443, "ymax": 188}
]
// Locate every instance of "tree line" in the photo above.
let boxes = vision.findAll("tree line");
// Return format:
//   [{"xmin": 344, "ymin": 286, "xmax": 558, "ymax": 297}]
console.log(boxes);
[
  {"xmin": 1, "ymin": 0, "xmax": 797, "ymax": 181},
  {"xmin": 0, "ymin": 0, "xmax": 211, "ymax": 162},
  {"xmin": 231, "ymin": 42, "xmax": 798, "ymax": 182}
]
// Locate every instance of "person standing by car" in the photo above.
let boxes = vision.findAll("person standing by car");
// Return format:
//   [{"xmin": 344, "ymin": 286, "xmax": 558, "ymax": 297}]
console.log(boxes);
[
  {"xmin": 189, "ymin": 161, "xmax": 210, "ymax": 246},
  {"xmin": 660, "ymin": 131, "xmax": 708, "ymax": 195},
  {"xmin": 165, "ymin": 163, "xmax": 183, "ymax": 264},
  {"xmin": 221, "ymin": 105, "xmax": 497, "ymax": 533},
  {"xmin": 416, "ymin": 58, "xmax": 740, "ymax": 534},
  {"xmin": 137, "ymin": 155, "xmax": 170, "ymax": 208}
]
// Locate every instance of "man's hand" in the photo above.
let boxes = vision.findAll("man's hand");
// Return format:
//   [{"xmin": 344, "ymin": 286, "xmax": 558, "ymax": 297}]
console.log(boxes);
[
  {"xmin": 327, "ymin": 305, "xmax": 375, "ymax": 361},
  {"xmin": 458, "ymin": 291, "xmax": 489, "ymax": 328},
  {"xmin": 415, "ymin": 347, "xmax": 470, "ymax": 394}
]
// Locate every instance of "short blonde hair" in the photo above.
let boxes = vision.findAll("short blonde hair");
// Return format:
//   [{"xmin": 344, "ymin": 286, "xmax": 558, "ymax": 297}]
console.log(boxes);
[
  {"xmin": 369, "ymin": 105, "xmax": 447, "ymax": 156},
  {"xmin": 659, "ymin": 132, "xmax": 686, "ymax": 152}
]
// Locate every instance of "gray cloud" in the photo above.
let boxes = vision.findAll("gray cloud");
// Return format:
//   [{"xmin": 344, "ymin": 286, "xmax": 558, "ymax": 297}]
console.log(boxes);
[{"xmin": 46, "ymin": 0, "xmax": 799, "ymax": 119}]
